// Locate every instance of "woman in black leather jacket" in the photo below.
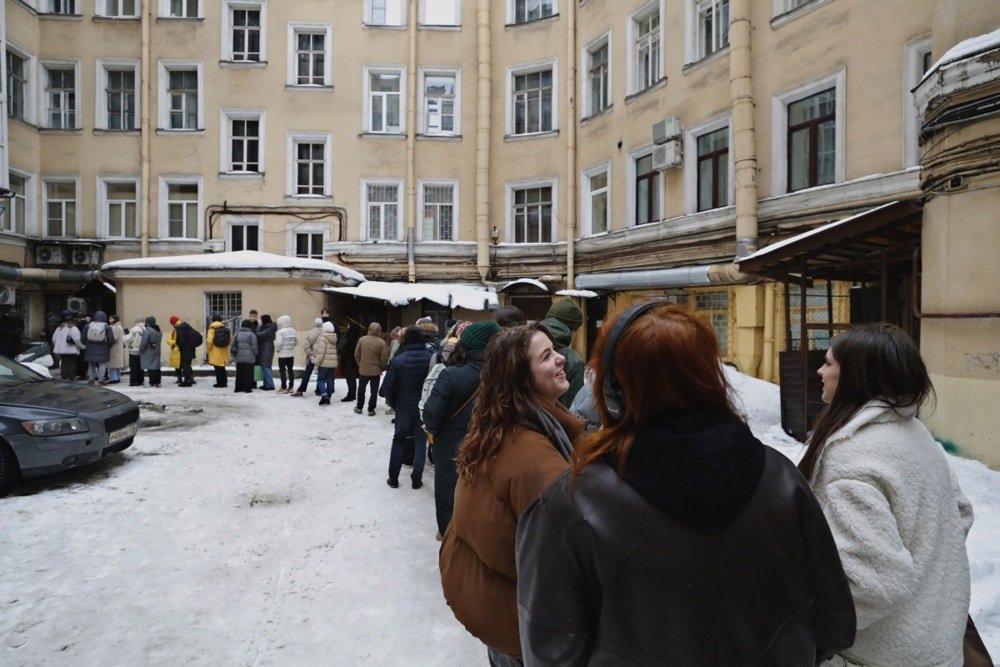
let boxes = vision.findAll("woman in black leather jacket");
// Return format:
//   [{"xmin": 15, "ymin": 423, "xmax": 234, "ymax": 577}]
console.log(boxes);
[{"xmin": 515, "ymin": 303, "xmax": 856, "ymax": 666}]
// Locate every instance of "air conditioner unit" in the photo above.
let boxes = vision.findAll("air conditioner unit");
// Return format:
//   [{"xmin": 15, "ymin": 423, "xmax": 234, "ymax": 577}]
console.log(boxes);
[
  {"xmin": 70, "ymin": 248, "xmax": 101, "ymax": 266},
  {"xmin": 652, "ymin": 116, "xmax": 683, "ymax": 145},
  {"xmin": 0, "ymin": 286, "xmax": 15, "ymax": 306},
  {"xmin": 652, "ymin": 140, "xmax": 683, "ymax": 170},
  {"xmin": 67, "ymin": 297, "xmax": 87, "ymax": 314},
  {"xmin": 35, "ymin": 245, "xmax": 66, "ymax": 266}
]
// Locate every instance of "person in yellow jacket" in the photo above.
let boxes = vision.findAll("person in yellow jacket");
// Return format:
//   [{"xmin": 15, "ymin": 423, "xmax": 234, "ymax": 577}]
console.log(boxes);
[
  {"xmin": 167, "ymin": 315, "xmax": 182, "ymax": 384},
  {"xmin": 206, "ymin": 315, "xmax": 231, "ymax": 388}
]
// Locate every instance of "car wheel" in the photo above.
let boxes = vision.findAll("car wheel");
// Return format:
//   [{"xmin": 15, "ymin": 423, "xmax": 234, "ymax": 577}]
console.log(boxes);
[{"xmin": 0, "ymin": 442, "xmax": 19, "ymax": 497}]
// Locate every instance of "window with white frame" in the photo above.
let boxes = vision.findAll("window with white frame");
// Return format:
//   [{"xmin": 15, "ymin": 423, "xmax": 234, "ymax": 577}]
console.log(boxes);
[
  {"xmin": 163, "ymin": 179, "xmax": 199, "ymax": 239},
  {"xmin": 421, "ymin": 70, "xmax": 458, "ymax": 135},
  {"xmin": 692, "ymin": 0, "xmax": 729, "ymax": 61},
  {"xmin": 583, "ymin": 164, "xmax": 609, "ymax": 235},
  {"xmin": 223, "ymin": 110, "xmax": 263, "ymax": 174},
  {"xmin": 293, "ymin": 228, "xmax": 325, "ymax": 259},
  {"xmin": 364, "ymin": 181, "xmax": 402, "ymax": 241},
  {"xmin": 44, "ymin": 179, "xmax": 78, "ymax": 237},
  {"xmin": 634, "ymin": 152, "xmax": 660, "ymax": 225},
  {"xmin": 511, "ymin": 65, "xmax": 554, "ymax": 135},
  {"xmin": 101, "ymin": 0, "xmax": 138, "ymax": 17},
  {"xmin": 98, "ymin": 61, "xmax": 139, "ymax": 130},
  {"xmin": 44, "ymin": 64, "xmax": 78, "ymax": 129},
  {"xmin": 165, "ymin": 0, "xmax": 199, "ymax": 18},
  {"xmin": 101, "ymin": 179, "xmax": 139, "ymax": 239},
  {"xmin": 631, "ymin": 5, "xmax": 660, "ymax": 94},
  {"xmin": 228, "ymin": 219, "xmax": 260, "ymax": 251},
  {"xmin": 289, "ymin": 134, "xmax": 331, "ymax": 197},
  {"xmin": 2, "ymin": 173, "xmax": 27, "ymax": 235},
  {"xmin": 366, "ymin": 67, "xmax": 404, "ymax": 133},
  {"xmin": 420, "ymin": 182, "xmax": 456, "ymax": 241},
  {"xmin": 289, "ymin": 25, "xmax": 331, "ymax": 86},
  {"xmin": 586, "ymin": 38, "xmax": 610, "ymax": 116},
  {"xmin": 511, "ymin": 183, "xmax": 554, "ymax": 243},
  {"xmin": 48, "ymin": 0, "xmax": 76, "ymax": 14},
  {"xmin": 6, "ymin": 50, "xmax": 28, "ymax": 122},
  {"xmin": 420, "ymin": 0, "xmax": 459, "ymax": 26},
  {"xmin": 903, "ymin": 37, "xmax": 932, "ymax": 167},
  {"xmin": 773, "ymin": 0, "xmax": 814, "ymax": 16},
  {"xmin": 696, "ymin": 126, "xmax": 729, "ymax": 211},
  {"xmin": 224, "ymin": 2, "xmax": 264, "ymax": 62},
  {"xmin": 365, "ymin": 0, "xmax": 405, "ymax": 26},
  {"xmin": 511, "ymin": 0, "xmax": 553, "ymax": 24},
  {"xmin": 159, "ymin": 62, "xmax": 202, "ymax": 130}
]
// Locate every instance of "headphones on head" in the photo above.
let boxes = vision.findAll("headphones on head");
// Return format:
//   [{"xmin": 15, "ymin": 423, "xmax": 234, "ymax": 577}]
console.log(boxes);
[{"xmin": 601, "ymin": 301, "xmax": 659, "ymax": 422}]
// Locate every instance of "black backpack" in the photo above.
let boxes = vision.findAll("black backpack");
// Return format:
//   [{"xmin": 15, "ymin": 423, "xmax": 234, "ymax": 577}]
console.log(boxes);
[
  {"xmin": 189, "ymin": 329, "xmax": 204, "ymax": 348},
  {"xmin": 213, "ymin": 326, "xmax": 231, "ymax": 348}
]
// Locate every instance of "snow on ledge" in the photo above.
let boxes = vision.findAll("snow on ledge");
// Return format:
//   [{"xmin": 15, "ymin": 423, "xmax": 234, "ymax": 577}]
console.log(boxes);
[
  {"xmin": 324, "ymin": 281, "xmax": 499, "ymax": 311},
  {"xmin": 102, "ymin": 250, "xmax": 365, "ymax": 284}
]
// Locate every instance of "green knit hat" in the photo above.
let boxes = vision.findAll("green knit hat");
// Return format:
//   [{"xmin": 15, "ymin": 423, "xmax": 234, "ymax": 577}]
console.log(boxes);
[
  {"xmin": 546, "ymin": 299, "xmax": 583, "ymax": 331},
  {"xmin": 460, "ymin": 320, "xmax": 501, "ymax": 351}
]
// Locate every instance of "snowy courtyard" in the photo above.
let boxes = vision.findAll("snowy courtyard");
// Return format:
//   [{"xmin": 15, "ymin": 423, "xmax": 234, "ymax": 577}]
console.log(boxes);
[{"xmin": 2, "ymin": 370, "xmax": 999, "ymax": 666}]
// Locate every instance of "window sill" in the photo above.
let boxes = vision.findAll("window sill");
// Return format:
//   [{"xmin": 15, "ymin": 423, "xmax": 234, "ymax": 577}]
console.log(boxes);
[
  {"xmin": 219, "ymin": 172, "xmax": 265, "ymax": 180},
  {"xmin": 220, "ymin": 60, "xmax": 268, "ymax": 69},
  {"xmin": 416, "ymin": 133, "xmax": 462, "ymax": 142},
  {"xmin": 284, "ymin": 195, "xmax": 333, "ymax": 202},
  {"xmin": 39, "ymin": 13, "xmax": 82, "ymax": 20},
  {"xmin": 285, "ymin": 84, "xmax": 334, "ymax": 92},
  {"xmin": 417, "ymin": 23, "xmax": 461, "ymax": 31},
  {"xmin": 360, "ymin": 131, "xmax": 407, "ymax": 140},
  {"xmin": 505, "ymin": 13, "xmax": 559, "ymax": 29},
  {"xmin": 770, "ymin": 0, "xmax": 832, "ymax": 29},
  {"xmin": 93, "ymin": 128, "xmax": 141, "ymax": 136},
  {"xmin": 155, "ymin": 16, "xmax": 205, "ymax": 23},
  {"xmin": 504, "ymin": 129, "xmax": 559, "ymax": 142},
  {"xmin": 38, "ymin": 127, "xmax": 83, "ymax": 135},
  {"xmin": 362, "ymin": 22, "xmax": 406, "ymax": 30},
  {"xmin": 93, "ymin": 15, "xmax": 140, "ymax": 22},
  {"xmin": 625, "ymin": 77, "xmax": 667, "ymax": 104},
  {"xmin": 682, "ymin": 47, "xmax": 730, "ymax": 75},
  {"xmin": 580, "ymin": 105, "xmax": 613, "ymax": 125},
  {"xmin": 155, "ymin": 128, "xmax": 205, "ymax": 136}
]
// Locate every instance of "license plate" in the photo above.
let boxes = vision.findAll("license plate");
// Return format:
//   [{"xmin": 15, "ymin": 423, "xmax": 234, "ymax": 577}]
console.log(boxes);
[{"xmin": 109, "ymin": 421, "xmax": 139, "ymax": 444}]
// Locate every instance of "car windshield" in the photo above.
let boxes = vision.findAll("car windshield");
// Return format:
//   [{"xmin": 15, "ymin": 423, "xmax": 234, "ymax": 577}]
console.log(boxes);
[{"xmin": 0, "ymin": 355, "xmax": 47, "ymax": 386}]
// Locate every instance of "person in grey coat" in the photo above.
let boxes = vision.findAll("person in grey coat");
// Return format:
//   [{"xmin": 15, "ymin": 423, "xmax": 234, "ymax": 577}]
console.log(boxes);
[
  {"xmin": 82, "ymin": 310, "xmax": 115, "ymax": 384},
  {"xmin": 231, "ymin": 319, "xmax": 259, "ymax": 393},
  {"xmin": 138, "ymin": 316, "xmax": 163, "ymax": 387}
]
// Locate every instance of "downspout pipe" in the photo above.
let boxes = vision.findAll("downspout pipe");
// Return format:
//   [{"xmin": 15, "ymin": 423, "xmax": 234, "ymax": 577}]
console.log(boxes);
[
  {"xmin": 564, "ymin": 0, "xmax": 577, "ymax": 289},
  {"xmin": 576, "ymin": 263, "xmax": 753, "ymax": 291},
  {"xmin": 140, "ymin": 0, "xmax": 152, "ymax": 257},
  {"xmin": 475, "ymin": 0, "xmax": 492, "ymax": 282},
  {"xmin": 0, "ymin": 266, "xmax": 103, "ymax": 283},
  {"xmin": 406, "ymin": 0, "xmax": 418, "ymax": 283},
  {"xmin": 730, "ymin": 0, "xmax": 758, "ymax": 259}
]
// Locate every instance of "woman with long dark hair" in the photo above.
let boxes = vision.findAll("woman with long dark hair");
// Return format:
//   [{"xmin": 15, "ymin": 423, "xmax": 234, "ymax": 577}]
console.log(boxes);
[
  {"xmin": 801, "ymin": 323, "xmax": 973, "ymax": 667},
  {"xmin": 440, "ymin": 323, "xmax": 585, "ymax": 667},
  {"xmin": 516, "ymin": 302, "xmax": 855, "ymax": 666}
]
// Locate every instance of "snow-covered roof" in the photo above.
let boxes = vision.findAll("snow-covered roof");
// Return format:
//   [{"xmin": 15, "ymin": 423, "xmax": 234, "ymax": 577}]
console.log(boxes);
[
  {"xmin": 324, "ymin": 281, "xmax": 499, "ymax": 311},
  {"xmin": 555, "ymin": 289, "xmax": 598, "ymax": 298},
  {"xmin": 499, "ymin": 278, "xmax": 549, "ymax": 292},
  {"xmin": 102, "ymin": 250, "xmax": 365, "ymax": 285},
  {"xmin": 921, "ymin": 26, "xmax": 1000, "ymax": 85}
]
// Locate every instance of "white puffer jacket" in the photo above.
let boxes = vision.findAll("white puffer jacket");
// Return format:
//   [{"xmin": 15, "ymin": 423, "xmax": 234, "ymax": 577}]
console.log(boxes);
[
  {"xmin": 274, "ymin": 316, "xmax": 298, "ymax": 359},
  {"xmin": 811, "ymin": 401, "xmax": 973, "ymax": 667}
]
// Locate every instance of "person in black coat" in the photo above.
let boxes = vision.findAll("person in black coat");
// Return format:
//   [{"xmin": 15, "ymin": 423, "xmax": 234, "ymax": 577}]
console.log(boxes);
[
  {"xmin": 174, "ymin": 320, "xmax": 200, "ymax": 386},
  {"xmin": 422, "ymin": 320, "xmax": 500, "ymax": 535},
  {"xmin": 337, "ymin": 323, "xmax": 362, "ymax": 402},
  {"xmin": 381, "ymin": 326, "xmax": 433, "ymax": 489},
  {"xmin": 255, "ymin": 314, "xmax": 277, "ymax": 390}
]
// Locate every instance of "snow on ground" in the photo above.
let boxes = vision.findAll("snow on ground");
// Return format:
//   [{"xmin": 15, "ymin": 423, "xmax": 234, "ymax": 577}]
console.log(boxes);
[{"xmin": 2, "ymin": 370, "xmax": 998, "ymax": 665}]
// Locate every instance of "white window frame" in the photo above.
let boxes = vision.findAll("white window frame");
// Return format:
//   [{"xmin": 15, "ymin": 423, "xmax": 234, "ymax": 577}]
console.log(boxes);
[
  {"xmin": 506, "ymin": 59, "xmax": 558, "ymax": 136},
  {"xmin": 97, "ymin": 0, "xmax": 139, "ymax": 18},
  {"xmin": 220, "ymin": 109, "xmax": 265, "ymax": 175},
  {"xmin": 770, "ymin": 68, "xmax": 846, "ymax": 196},
  {"xmin": 364, "ymin": 0, "xmax": 406, "ymax": 27},
  {"xmin": 222, "ymin": 1, "xmax": 267, "ymax": 63},
  {"xmin": 42, "ymin": 176, "xmax": 80, "ymax": 238},
  {"xmin": 506, "ymin": 178, "xmax": 558, "ymax": 244},
  {"xmin": 48, "ymin": 0, "xmax": 77, "ymax": 14},
  {"xmin": 287, "ymin": 23, "xmax": 332, "ymax": 88},
  {"xmin": 224, "ymin": 216, "xmax": 261, "ymax": 251},
  {"xmin": 364, "ymin": 65, "xmax": 407, "ymax": 134},
  {"xmin": 97, "ymin": 176, "xmax": 141, "ymax": 239},
  {"xmin": 160, "ymin": 0, "xmax": 200, "ymax": 18},
  {"xmin": 582, "ymin": 32, "xmax": 611, "ymax": 118},
  {"xmin": 361, "ymin": 178, "xmax": 405, "ymax": 242},
  {"xmin": 581, "ymin": 161, "xmax": 610, "ymax": 237},
  {"xmin": 418, "ymin": 67, "xmax": 460, "ymax": 136},
  {"xmin": 418, "ymin": 179, "xmax": 458, "ymax": 241},
  {"xmin": 686, "ymin": 0, "xmax": 729, "ymax": 64},
  {"xmin": 286, "ymin": 222, "xmax": 328, "ymax": 259},
  {"xmin": 772, "ymin": 0, "xmax": 826, "ymax": 21},
  {"xmin": 157, "ymin": 60, "xmax": 204, "ymax": 131},
  {"xmin": 2, "ymin": 169, "xmax": 34, "ymax": 236},
  {"xmin": 286, "ymin": 132, "xmax": 332, "ymax": 198},
  {"xmin": 903, "ymin": 36, "xmax": 932, "ymax": 168},
  {"xmin": 627, "ymin": 144, "xmax": 661, "ymax": 228},
  {"xmin": 96, "ymin": 59, "xmax": 140, "ymax": 131},
  {"xmin": 683, "ymin": 115, "xmax": 733, "ymax": 214},
  {"xmin": 40, "ymin": 60, "xmax": 80, "ymax": 130},
  {"xmin": 6, "ymin": 45, "xmax": 36, "ymax": 125},
  {"xmin": 627, "ymin": 1, "xmax": 662, "ymax": 96},
  {"xmin": 419, "ymin": 0, "xmax": 460, "ymax": 26},
  {"xmin": 158, "ymin": 176, "xmax": 203, "ymax": 240},
  {"xmin": 508, "ymin": 0, "xmax": 556, "ymax": 24}
]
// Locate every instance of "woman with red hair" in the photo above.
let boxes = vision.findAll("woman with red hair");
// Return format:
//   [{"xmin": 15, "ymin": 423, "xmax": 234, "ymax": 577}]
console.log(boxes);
[{"xmin": 515, "ymin": 302, "xmax": 856, "ymax": 666}]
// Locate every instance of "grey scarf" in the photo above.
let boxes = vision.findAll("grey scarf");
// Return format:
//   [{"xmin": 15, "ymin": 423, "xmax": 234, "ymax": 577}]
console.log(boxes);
[{"xmin": 525, "ymin": 404, "xmax": 574, "ymax": 462}]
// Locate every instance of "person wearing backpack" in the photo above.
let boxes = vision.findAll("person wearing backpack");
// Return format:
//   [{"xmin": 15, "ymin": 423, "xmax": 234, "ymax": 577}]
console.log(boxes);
[
  {"xmin": 82, "ymin": 310, "xmax": 115, "ymax": 385},
  {"xmin": 274, "ymin": 315, "xmax": 298, "ymax": 394},
  {"xmin": 174, "ymin": 318, "xmax": 202, "ymax": 387},
  {"xmin": 206, "ymin": 314, "xmax": 231, "ymax": 388}
]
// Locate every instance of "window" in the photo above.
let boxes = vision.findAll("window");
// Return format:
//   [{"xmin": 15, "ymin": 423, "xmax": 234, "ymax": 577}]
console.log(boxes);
[
  {"xmin": 295, "ymin": 231, "xmax": 325, "ymax": 259},
  {"xmin": 365, "ymin": 0, "xmax": 405, "ymax": 26},
  {"xmin": 692, "ymin": 0, "xmax": 729, "ymax": 61},
  {"xmin": 366, "ymin": 68, "xmax": 404, "ymax": 133},
  {"xmin": 6, "ymin": 51, "xmax": 27, "ymax": 121},
  {"xmin": 787, "ymin": 89, "xmax": 835, "ymax": 192},
  {"xmin": 904, "ymin": 37, "xmax": 932, "ymax": 167},
  {"xmin": 421, "ymin": 70, "xmax": 458, "ymax": 135},
  {"xmin": 420, "ymin": 0, "xmax": 459, "ymax": 26},
  {"xmin": 44, "ymin": 65, "xmax": 77, "ymax": 129},
  {"xmin": 583, "ymin": 165, "xmax": 609, "ymax": 235},
  {"xmin": 773, "ymin": 0, "xmax": 815, "ymax": 16},
  {"xmin": 165, "ymin": 0, "xmax": 199, "ymax": 18},
  {"xmin": 420, "ymin": 182, "xmax": 456, "ymax": 241},
  {"xmin": 634, "ymin": 153, "xmax": 660, "ymax": 225},
  {"xmin": 159, "ymin": 62, "xmax": 202, "ymax": 130},
  {"xmin": 289, "ymin": 25, "xmax": 331, "ymax": 86},
  {"xmin": 101, "ymin": 179, "xmax": 139, "ymax": 239},
  {"xmin": 631, "ymin": 5, "xmax": 660, "ymax": 94},
  {"xmin": 2, "ymin": 174, "xmax": 27, "ymax": 235},
  {"xmin": 223, "ymin": 111, "xmax": 263, "ymax": 174},
  {"xmin": 163, "ymin": 180, "xmax": 199, "ymax": 239},
  {"xmin": 586, "ymin": 40, "xmax": 610, "ymax": 116},
  {"xmin": 101, "ymin": 0, "xmax": 138, "ymax": 17},
  {"xmin": 511, "ymin": 184, "xmax": 553, "ymax": 243},
  {"xmin": 44, "ymin": 180, "xmax": 77, "ymax": 237},
  {"xmin": 48, "ymin": 0, "xmax": 76, "ymax": 14},
  {"xmin": 511, "ymin": 66, "xmax": 554, "ymax": 135},
  {"xmin": 288, "ymin": 134, "xmax": 331, "ymax": 197},
  {"xmin": 225, "ymin": 3, "xmax": 265, "ymax": 63},
  {"xmin": 205, "ymin": 292, "xmax": 242, "ymax": 330},
  {"xmin": 98, "ymin": 62, "xmax": 139, "ymax": 131},
  {"xmin": 697, "ymin": 127, "xmax": 729, "ymax": 211},
  {"xmin": 364, "ymin": 181, "xmax": 402, "ymax": 241},
  {"xmin": 228, "ymin": 220, "xmax": 260, "ymax": 251},
  {"xmin": 512, "ymin": 0, "xmax": 553, "ymax": 24}
]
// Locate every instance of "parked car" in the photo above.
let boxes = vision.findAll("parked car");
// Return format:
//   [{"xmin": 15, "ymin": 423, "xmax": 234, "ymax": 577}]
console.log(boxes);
[{"xmin": 0, "ymin": 354, "xmax": 140, "ymax": 495}]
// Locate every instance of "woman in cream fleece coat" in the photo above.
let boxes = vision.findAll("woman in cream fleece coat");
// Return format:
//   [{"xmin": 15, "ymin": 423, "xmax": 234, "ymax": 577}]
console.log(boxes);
[{"xmin": 801, "ymin": 323, "xmax": 973, "ymax": 667}]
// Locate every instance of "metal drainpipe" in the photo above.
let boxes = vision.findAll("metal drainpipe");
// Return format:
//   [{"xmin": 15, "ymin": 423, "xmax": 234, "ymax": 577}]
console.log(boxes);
[
  {"xmin": 140, "ymin": 0, "xmax": 152, "ymax": 257},
  {"xmin": 475, "ymin": 0, "xmax": 492, "ymax": 282},
  {"xmin": 730, "ymin": 0, "xmax": 758, "ymax": 259},
  {"xmin": 406, "ymin": 0, "xmax": 418, "ymax": 283},
  {"xmin": 564, "ymin": 0, "xmax": 577, "ymax": 289}
]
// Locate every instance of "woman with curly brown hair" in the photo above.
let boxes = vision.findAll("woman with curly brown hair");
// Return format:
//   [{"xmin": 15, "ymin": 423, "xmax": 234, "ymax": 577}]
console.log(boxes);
[{"xmin": 439, "ymin": 323, "xmax": 585, "ymax": 667}]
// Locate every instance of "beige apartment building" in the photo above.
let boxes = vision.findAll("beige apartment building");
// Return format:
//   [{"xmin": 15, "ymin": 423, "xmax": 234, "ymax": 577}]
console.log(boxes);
[{"xmin": 1, "ymin": 0, "xmax": 999, "ymax": 464}]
